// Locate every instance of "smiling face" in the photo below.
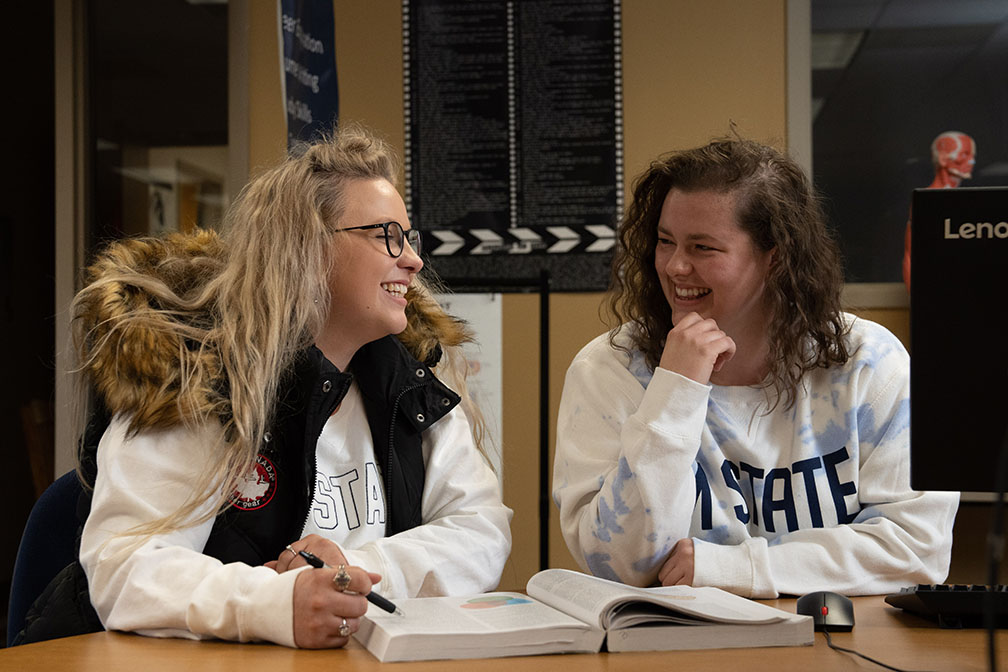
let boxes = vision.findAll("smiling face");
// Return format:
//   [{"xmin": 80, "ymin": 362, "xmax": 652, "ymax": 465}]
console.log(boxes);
[
  {"xmin": 654, "ymin": 188, "xmax": 774, "ymax": 348},
  {"xmin": 318, "ymin": 177, "xmax": 422, "ymax": 369}
]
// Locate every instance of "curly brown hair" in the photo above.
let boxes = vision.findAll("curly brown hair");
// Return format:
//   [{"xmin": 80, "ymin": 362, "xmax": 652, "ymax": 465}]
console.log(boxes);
[{"xmin": 607, "ymin": 137, "xmax": 849, "ymax": 410}]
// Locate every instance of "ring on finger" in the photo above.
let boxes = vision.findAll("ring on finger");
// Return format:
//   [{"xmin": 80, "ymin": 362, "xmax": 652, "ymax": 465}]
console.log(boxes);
[
  {"xmin": 284, "ymin": 544, "xmax": 297, "ymax": 557},
  {"xmin": 333, "ymin": 564, "xmax": 352, "ymax": 592},
  {"xmin": 338, "ymin": 617, "xmax": 350, "ymax": 637}
]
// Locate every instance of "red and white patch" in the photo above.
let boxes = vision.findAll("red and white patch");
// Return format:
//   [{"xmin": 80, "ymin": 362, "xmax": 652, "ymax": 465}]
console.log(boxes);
[{"xmin": 231, "ymin": 454, "xmax": 277, "ymax": 511}]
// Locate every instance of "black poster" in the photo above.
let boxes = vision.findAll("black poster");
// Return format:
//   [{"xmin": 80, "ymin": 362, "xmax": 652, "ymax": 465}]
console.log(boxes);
[{"xmin": 404, "ymin": 0, "xmax": 623, "ymax": 291}]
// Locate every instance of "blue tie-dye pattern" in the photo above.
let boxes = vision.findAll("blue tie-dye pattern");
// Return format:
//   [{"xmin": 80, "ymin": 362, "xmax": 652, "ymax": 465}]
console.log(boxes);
[
  {"xmin": 585, "ymin": 552, "xmax": 622, "ymax": 582},
  {"xmin": 632, "ymin": 545, "xmax": 674, "ymax": 574},
  {"xmin": 627, "ymin": 348, "xmax": 654, "ymax": 388},
  {"xmin": 593, "ymin": 457, "xmax": 634, "ymax": 542},
  {"xmin": 858, "ymin": 398, "xmax": 909, "ymax": 446},
  {"xmin": 853, "ymin": 331, "xmax": 896, "ymax": 364},
  {"xmin": 594, "ymin": 498, "xmax": 622, "ymax": 542},
  {"xmin": 855, "ymin": 505, "xmax": 883, "ymax": 523},
  {"xmin": 815, "ymin": 419, "xmax": 849, "ymax": 453},
  {"xmin": 706, "ymin": 523, "xmax": 733, "ymax": 544},
  {"xmin": 797, "ymin": 420, "xmax": 816, "ymax": 447},
  {"xmin": 706, "ymin": 398, "xmax": 746, "ymax": 461},
  {"xmin": 829, "ymin": 364, "xmax": 851, "ymax": 388}
]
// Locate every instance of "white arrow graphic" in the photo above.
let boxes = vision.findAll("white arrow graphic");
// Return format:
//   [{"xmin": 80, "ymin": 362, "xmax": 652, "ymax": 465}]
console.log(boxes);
[
  {"xmin": 546, "ymin": 226, "xmax": 580, "ymax": 253},
  {"xmin": 429, "ymin": 230, "xmax": 465, "ymax": 256},
  {"xmin": 507, "ymin": 227, "xmax": 544, "ymax": 254},
  {"xmin": 470, "ymin": 229, "xmax": 505, "ymax": 255},
  {"xmin": 585, "ymin": 225, "xmax": 616, "ymax": 253}
]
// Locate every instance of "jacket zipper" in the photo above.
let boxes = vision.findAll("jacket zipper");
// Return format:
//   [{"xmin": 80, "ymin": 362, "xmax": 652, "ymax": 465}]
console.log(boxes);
[
  {"xmin": 385, "ymin": 382, "xmax": 425, "ymax": 525},
  {"xmin": 303, "ymin": 442, "xmax": 318, "ymax": 534}
]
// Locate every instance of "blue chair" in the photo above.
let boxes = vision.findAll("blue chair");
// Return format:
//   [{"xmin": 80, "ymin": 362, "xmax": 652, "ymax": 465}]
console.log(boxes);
[{"xmin": 7, "ymin": 470, "xmax": 83, "ymax": 646}]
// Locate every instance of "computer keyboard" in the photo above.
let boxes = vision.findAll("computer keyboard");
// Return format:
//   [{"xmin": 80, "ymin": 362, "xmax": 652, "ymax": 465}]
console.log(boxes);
[{"xmin": 885, "ymin": 584, "xmax": 1008, "ymax": 628}]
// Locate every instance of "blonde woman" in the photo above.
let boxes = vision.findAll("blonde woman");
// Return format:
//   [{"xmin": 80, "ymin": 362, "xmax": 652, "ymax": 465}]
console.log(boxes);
[{"xmin": 20, "ymin": 124, "xmax": 511, "ymax": 647}]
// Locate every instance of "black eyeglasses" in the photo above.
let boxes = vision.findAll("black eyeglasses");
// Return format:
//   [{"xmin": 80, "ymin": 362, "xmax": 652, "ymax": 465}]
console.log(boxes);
[{"xmin": 335, "ymin": 221, "xmax": 422, "ymax": 258}]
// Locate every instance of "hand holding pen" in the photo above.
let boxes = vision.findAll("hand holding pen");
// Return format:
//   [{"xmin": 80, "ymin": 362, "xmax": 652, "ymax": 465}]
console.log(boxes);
[{"xmin": 297, "ymin": 549, "xmax": 405, "ymax": 617}]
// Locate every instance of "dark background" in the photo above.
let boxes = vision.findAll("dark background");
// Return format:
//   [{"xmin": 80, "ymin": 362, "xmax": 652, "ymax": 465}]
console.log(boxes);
[{"xmin": 812, "ymin": 0, "xmax": 1008, "ymax": 283}]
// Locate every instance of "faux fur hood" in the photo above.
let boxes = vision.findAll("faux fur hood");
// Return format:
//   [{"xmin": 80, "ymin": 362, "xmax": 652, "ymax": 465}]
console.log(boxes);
[{"xmin": 74, "ymin": 229, "xmax": 470, "ymax": 430}]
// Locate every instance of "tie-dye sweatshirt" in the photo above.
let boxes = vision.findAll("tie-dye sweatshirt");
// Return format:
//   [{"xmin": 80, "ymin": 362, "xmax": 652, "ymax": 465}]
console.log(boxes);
[{"xmin": 553, "ymin": 314, "xmax": 958, "ymax": 598}]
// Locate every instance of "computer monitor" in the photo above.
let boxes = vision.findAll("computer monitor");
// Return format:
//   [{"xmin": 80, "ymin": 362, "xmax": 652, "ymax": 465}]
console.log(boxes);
[{"xmin": 910, "ymin": 186, "xmax": 1008, "ymax": 493}]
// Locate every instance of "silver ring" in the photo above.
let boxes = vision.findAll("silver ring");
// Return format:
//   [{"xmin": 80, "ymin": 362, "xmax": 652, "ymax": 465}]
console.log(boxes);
[
  {"xmin": 338, "ymin": 617, "xmax": 350, "ymax": 637},
  {"xmin": 333, "ymin": 564, "xmax": 351, "ymax": 592}
]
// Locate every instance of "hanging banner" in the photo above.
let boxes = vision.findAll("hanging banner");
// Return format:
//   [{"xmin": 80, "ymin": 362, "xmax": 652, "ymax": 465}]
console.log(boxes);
[
  {"xmin": 404, "ymin": 0, "xmax": 623, "ymax": 291},
  {"xmin": 279, "ymin": 0, "xmax": 339, "ymax": 148}
]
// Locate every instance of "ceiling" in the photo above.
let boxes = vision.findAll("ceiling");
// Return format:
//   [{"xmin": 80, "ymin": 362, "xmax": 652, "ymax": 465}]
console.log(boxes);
[{"xmin": 811, "ymin": 0, "xmax": 1008, "ymax": 175}]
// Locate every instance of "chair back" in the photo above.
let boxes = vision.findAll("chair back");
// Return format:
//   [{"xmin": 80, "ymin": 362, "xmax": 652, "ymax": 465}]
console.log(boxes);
[{"xmin": 7, "ymin": 470, "xmax": 82, "ymax": 646}]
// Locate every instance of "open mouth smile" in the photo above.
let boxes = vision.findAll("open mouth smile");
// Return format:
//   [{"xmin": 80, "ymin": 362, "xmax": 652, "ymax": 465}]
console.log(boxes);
[
  {"xmin": 382, "ymin": 282, "xmax": 408, "ymax": 298},
  {"xmin": 675, "ymin": 286, "xmax": 711, "ymax": 300}
]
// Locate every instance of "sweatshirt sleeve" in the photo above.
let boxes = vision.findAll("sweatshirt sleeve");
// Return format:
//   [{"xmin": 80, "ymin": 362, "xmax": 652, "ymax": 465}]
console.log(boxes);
[
  {"xmin": 340, "ymin": 406, "xmax": 512, "ymax": 598},
  {"xmin": 80, "ymin": 416, "xmax": 303, "ymax": 646},
  {"xmin": 692, "ymin": 329, "xmax": 959, "ymax": 598},
  {"xmin": 552, "ymin": 336, "xmax": 711, "ymax": 586}
]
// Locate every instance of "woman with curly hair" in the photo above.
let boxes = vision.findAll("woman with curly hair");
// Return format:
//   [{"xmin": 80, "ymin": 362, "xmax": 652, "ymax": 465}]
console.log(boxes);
[
  {"xmin": 553, "ymin": 137, "xmax": 957, "ymax": 598},
  {"xmin": 19, "ymin": 123, "xmax": 511, "ymax": 647}
]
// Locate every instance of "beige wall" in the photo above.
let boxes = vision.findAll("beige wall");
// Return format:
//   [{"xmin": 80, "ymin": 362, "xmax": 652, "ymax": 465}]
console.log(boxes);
[{"xmin": 245, "ymin": 1, "xmax": 911, "ymax": 591}]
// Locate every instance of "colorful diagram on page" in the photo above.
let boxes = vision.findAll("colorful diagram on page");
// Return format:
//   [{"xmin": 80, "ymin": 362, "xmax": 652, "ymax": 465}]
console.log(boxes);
[{"xmin": 460, "ymin": 595, "xmax": 532, "ymax": 609}]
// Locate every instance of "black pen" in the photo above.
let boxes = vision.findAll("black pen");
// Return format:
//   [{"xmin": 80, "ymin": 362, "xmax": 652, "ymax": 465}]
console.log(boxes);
[{"xmin": 298, "ymin": 550, "xmax": 404, "ymax": 616}]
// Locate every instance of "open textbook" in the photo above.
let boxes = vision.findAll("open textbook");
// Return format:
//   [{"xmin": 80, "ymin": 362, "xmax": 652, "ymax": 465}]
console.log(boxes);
[{"xmin": 354, "ymin": 568, "xmax": 813, "ymax": 662}]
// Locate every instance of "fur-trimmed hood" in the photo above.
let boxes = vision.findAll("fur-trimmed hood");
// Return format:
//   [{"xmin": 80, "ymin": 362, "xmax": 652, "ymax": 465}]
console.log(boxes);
[{"xmin": 74, "ymin": 229, "xmax": 470, "ymax": 430}]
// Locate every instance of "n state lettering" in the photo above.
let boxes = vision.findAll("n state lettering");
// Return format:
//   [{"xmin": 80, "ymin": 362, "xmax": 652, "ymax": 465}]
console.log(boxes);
[{"xmin": 694, "ymin": 446, "xmax": 859, "ymax": 533}]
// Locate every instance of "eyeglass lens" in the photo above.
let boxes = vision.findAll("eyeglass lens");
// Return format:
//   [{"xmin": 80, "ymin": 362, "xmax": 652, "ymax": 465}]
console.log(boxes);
[{"xmin": 386, "ymin": 221, "xmax": 421, "ymax": 257}]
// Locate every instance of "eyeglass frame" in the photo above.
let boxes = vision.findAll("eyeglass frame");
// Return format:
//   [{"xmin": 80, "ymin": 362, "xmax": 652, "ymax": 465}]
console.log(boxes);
[{"xmin": 334, "ymin": 221, "xmax": 422, "ymax": 258}]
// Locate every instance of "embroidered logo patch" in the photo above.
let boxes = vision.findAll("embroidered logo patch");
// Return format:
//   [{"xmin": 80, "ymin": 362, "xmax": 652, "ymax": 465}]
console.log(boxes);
[{"xmin": 231, "ymin": 454, "xmax": 277, "ymax": 511}]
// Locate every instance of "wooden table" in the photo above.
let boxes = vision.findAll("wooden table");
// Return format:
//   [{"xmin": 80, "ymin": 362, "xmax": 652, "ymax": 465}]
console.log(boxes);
[{"xmin": 1, "ymin": 597, "xmax": 1004, "ymax": 671}]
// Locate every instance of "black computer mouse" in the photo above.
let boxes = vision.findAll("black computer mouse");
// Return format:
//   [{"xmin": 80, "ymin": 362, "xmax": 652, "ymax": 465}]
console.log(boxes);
[{"xmin": 796, "ymin": 591, "xmax": 855, "ymax": 631}]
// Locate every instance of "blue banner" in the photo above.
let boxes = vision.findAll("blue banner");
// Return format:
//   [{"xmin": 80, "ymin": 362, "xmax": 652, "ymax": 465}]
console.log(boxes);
[{"xmin": 280, "ymin": 0, "xmax": 339, "ymax": 148}]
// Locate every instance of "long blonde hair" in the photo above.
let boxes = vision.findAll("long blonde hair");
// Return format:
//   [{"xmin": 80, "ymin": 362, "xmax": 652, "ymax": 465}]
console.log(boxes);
[{"xmin": 73, "ymin": 123, "xmax": 489, "ymax": 539}]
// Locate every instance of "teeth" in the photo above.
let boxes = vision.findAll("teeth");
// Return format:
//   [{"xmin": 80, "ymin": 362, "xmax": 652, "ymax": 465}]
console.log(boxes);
[
  {"xmin": 675, "ymin": 286, "xmax": 711, "ymax": 299},
  {"xmin": 382, "ymin": 282, "xmax": 408, "ymax": 297}
]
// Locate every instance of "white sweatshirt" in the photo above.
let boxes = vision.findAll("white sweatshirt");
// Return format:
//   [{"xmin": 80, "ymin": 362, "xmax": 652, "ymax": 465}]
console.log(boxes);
[
  {"xmin": 553, "ymin": 315, "xmax": 958, "ymax": 598},
  {"xmin": 80, "ymin": 401, "xmax": 512, "ymax": 646}
]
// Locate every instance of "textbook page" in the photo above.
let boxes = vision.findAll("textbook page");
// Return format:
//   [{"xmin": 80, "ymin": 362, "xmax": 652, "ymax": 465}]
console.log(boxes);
[{"xmin": 526, "ymin": 568, "xmax": 791, "ymax": 629}]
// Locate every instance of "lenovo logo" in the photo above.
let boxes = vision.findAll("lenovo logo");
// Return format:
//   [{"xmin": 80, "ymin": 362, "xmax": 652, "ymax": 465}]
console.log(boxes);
[{"xmin": 944, "ymin": 218, "xmax": 1008, "ymax": 239}]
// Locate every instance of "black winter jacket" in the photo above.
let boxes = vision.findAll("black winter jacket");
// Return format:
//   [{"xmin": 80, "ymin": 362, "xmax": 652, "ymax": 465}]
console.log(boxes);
[{"xmin": 16, "ymin": 335, "xmax": 459, "ymax": 644}]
